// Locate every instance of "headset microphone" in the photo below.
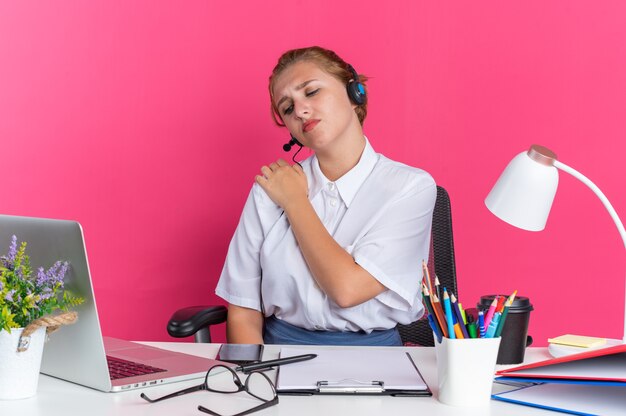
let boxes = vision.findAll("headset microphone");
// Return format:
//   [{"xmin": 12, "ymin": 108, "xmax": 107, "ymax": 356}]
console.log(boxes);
[{"xmin": 283, "ymin": 135, "xmax": 303, "ymax": 152}]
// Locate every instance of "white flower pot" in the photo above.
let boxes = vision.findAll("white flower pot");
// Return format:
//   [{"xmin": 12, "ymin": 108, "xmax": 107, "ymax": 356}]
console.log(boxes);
[{"xmin": 0, "ymin": 326, "xmax": 46, "ymax": 400}]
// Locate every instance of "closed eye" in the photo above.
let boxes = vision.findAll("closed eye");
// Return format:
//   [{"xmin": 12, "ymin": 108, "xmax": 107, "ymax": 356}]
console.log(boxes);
[
  {"xmin": 306, "ymin": 89, "xmax": 320, "ymax": 97},
  {"xmin": 282, "ymin": 104, "xmax": 294, "ymax": 115}
]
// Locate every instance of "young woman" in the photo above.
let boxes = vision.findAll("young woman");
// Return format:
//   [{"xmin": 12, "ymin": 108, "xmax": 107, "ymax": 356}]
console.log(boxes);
[{"xmin": 215, "ymin": 46, "xmax": 436, "ymax": 346}]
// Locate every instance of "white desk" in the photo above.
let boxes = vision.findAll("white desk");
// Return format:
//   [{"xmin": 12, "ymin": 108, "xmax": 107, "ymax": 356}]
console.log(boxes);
[{"xmin": 1, "ymin": 342, "xmax": 557, "ymax": 416}]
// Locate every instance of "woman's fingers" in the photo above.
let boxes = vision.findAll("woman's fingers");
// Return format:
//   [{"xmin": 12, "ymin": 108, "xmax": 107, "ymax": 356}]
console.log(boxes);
[{"xmin": 260, "ymin": 165, "xmax": 273, "ymax": 178}]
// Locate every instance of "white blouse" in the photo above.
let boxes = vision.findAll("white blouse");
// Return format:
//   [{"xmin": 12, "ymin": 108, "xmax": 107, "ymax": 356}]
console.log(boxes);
[{"xmin": 215, "ymin": 138, "xmax": 436, "ymax": 333}]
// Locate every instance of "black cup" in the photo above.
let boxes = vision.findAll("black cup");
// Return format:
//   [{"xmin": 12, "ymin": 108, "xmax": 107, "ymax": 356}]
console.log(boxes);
[{"xmin": 477, "ymin": 295, "xmax": 533, "ymax": 364}]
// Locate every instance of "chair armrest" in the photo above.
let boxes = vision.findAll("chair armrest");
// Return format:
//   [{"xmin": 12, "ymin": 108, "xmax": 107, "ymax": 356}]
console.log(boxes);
[{"xmin": 167, "ymin": 305, "xmax": 228, "ymax": 339}]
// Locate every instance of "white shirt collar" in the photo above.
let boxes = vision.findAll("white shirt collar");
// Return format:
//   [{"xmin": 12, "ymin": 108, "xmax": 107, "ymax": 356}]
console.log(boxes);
[{"xmin": 309, "ymin": 137, "xmax": 379, "ymax": 208}]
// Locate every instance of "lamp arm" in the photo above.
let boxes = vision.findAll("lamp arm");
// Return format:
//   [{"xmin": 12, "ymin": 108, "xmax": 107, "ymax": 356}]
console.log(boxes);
[
  {"xmin": 554, "ymin": 160, "xmax": 626, "ymax": 342},
  {"xmin": 554, "ymin": 160, "xmax": 626, "ymax": 250}
]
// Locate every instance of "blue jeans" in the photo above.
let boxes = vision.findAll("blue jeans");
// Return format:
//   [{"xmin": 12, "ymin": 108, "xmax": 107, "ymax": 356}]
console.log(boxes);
[{"xmin": 263, "ymin": 316, "xmax": 403, "ymax": 346}]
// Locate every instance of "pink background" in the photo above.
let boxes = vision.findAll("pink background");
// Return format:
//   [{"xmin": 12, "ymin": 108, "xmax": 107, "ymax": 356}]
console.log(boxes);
[{"xmin": 1, "ymin": 1, "xmax": 624, "ymax": 346}]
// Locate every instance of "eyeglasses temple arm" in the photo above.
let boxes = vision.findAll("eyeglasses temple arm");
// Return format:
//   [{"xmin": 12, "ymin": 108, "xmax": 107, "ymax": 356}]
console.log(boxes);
[{"xmin": 140, "ymin": 383, "xmax": 205, "ymax": 403}]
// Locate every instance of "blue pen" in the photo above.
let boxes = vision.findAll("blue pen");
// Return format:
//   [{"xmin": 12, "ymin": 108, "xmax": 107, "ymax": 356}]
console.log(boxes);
[
  {"xmin": 428, "ymin": 314, "xmax": 443, "ymax": 343},
  {"xmin": 442, "ymin": 288, "xmax": 455, "ymax": 339},
  {"xmin": 478, "ymin": 310, "xmax": 486, "ymax": 338},
  {"xmin": 485, "ymin": 312, "xmax": 501, "ymax": 338}
]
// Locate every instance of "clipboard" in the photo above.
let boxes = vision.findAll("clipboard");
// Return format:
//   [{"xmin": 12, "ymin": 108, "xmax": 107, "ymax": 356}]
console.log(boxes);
[{"xmin": 275, "ymin": 347, "xmax": 432, "ymax": 396}]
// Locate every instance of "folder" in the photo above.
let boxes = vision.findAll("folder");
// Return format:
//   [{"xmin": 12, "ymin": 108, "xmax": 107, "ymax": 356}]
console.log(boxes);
[
  {"xmin": 276, "ymin": 347, "xmax": 431, "ymax": 396},
  {"xmin": 495, "ymin": 343, "xmax": 626, "ymax": 382},
  {"xmin": 491, "ymin": 344, "xmax": 626, "ymax": 415}
]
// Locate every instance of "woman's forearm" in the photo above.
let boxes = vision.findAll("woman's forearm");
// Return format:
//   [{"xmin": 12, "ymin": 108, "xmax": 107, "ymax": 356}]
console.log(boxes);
[{"xmin": 284, "ymin": 198, "xmax": 386, "ymax": 308}]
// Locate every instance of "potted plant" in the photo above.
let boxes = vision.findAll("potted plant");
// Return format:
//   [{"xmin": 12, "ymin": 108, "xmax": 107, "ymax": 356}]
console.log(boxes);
[{"xmin": 0, "ymin": 235, "xmax": 83, "ymax": 400}]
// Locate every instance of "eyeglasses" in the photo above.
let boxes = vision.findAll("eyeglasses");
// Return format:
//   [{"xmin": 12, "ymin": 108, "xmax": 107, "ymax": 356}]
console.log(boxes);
[{"xmin": 140, "ymin": 364, "xmax": 278, "ymax": 416}]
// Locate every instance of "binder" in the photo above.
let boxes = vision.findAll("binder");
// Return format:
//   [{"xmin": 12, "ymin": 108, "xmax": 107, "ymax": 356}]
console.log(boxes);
[
  {"xmin": 275, "ymin": 347, "xmax": 431, "ymax": 396},
  {"xmin": 491, "ymin": 344, "xmax": 626, "ymax": 415}
]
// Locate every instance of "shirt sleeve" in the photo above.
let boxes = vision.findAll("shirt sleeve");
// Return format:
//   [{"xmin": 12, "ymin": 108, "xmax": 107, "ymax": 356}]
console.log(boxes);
[
  {"xmin": 215, "ymin": 184, "xmax": 280, "ymax": 311},
  {"xmin": 351, "ymin": 174, "xmax": 436, "ymax": 312}
]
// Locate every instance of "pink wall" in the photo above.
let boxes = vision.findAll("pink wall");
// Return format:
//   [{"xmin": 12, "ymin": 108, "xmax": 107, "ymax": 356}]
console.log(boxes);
[{"xmin": 1, "ymin": 2, "xmax": 624, "ymax": 346}]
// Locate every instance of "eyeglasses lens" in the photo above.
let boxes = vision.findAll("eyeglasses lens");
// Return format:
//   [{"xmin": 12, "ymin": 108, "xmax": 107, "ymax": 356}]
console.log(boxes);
[
  {"xmin": 206, "ymin": 366, "xmax": 242, "ymax": 393},
  {"xmin": 245, "ymin": 372, "xmax": 276, "ymax": 402}
]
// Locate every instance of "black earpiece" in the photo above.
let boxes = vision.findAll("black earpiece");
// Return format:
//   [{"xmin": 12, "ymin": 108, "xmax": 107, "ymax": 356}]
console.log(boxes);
[
  {"xmin": 346, "ymin": 64, "xmax": 367, "ymax": 106},
  {"xmin": 283, "ymin": 135, "xmax": 303, "ymax": 152}
]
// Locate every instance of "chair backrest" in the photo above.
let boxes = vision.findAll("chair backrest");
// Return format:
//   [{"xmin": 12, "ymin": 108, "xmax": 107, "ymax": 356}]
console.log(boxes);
[{"xmin": 397, "ymin": 185, "xmax": 458, "ymax": 346}]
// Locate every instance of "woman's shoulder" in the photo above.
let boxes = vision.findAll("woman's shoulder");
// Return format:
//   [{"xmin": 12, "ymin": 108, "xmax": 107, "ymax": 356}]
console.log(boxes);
[{"xmin": 374, "ymin": 155, "xmax": 436, "ymax": 193}]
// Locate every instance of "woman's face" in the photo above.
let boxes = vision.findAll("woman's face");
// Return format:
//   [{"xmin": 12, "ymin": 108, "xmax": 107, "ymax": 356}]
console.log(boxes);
[{"xmin": 272, "ymin": 60, "xmax": 359, "ymax": 152}]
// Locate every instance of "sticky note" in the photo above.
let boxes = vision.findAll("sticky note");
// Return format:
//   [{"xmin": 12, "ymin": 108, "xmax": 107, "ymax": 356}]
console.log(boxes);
[{"xmin": 547, "ymin": 334, "xmax": 607, "ymax": 348}]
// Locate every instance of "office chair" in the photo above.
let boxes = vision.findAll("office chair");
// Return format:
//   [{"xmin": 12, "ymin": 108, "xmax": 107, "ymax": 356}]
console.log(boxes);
[{"xmin": 167, "ymin": 186, "xmax": 457, "ymax": 347}]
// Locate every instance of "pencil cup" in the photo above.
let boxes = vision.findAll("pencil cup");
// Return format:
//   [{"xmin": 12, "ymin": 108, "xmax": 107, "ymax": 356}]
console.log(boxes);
[{"xmin": 434, "ymin": 337, "xmax": 501, "ymax": 407}]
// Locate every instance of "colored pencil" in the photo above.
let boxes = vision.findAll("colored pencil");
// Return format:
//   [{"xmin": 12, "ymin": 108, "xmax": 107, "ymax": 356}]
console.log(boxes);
[
  {"xmin": 453, "ymin": 322, "xmax": 465, "ymax": 339},
  {"xmin": 434, "ymin": 275, "xmax": 442, "ymax": 301},
  {"xmin": 442, "ymin": 289, "xmax": 455, "ymax": 339},
  {"xmin": 421, "ymin": 284, "xmax": 436, "ymax": 316},
  {"xmin": 450, "ymin": 293, "xmax": 470, "ymax": 339},
  {"xmin": 428, "ymin": 314, "xmax": 443, "ymax": 343},
  {"xmin": 483, "ymin": 297, "xmax": 498, "ymax": 329},
  {"xmin": 422, "ymin": 260, "xmax": 432, "ymax": 294},
  {"xmin": 458, "ymin": 303, "xmax": 467, "ymax": 325},
  {"xmin": 431, "ymin": 294, "xmax": 449, "ymax": 338},
  {"xmin": 495, "ymin": 290, "xmax": 517, "ymax": 337}
]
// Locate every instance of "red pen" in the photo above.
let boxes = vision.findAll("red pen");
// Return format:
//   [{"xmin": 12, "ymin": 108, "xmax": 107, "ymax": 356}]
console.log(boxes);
[{"xmin": 496, "ymin": 295, "xmax": 506, "ymax": 313}]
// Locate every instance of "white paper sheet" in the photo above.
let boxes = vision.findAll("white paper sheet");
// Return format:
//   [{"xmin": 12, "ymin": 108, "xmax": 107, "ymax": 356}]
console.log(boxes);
[{"xmin": 277, "ymin": 347, "xmax": 427, "ymax": 391}]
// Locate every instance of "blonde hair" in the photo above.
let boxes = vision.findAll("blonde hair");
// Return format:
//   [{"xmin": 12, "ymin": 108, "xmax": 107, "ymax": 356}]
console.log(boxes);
[{"xmin": 269, "ymin": 46, "xmax": 368, "ymax": 126}]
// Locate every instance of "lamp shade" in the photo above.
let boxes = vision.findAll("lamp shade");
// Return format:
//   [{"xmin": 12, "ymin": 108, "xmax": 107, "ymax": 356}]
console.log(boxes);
[{"xmin": 485, "ymin": 150, "xmax": 559, "ymax": 231}]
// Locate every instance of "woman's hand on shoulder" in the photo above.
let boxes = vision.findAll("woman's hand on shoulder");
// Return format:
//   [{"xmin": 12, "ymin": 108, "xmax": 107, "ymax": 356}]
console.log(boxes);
[{"xmin": 255, "ymin": 159, "xmax": 308, "ymax": 211}]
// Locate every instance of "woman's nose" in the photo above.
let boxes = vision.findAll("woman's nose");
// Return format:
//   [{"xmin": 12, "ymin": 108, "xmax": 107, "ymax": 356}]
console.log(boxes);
[{"xmin": 293, "ymin": 100, "xmax": 310, "ymax": 119}]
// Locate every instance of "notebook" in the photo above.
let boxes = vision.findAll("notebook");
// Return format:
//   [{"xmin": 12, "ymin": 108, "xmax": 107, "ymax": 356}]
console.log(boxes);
[{"xmin": 0, "ymin": 214, "xmax": 222, "ymax": 392}]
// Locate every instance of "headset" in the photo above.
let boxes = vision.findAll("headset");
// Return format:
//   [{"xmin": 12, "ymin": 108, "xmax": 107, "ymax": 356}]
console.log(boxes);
[{"xmin": 283, "ymin": 63, "xmax": 366, "ymax": 155}]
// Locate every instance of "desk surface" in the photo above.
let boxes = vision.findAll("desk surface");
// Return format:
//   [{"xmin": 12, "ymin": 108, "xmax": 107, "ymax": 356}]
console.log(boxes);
[{"xmin": 1, "ymin": 342, "xmax": 558, "ymax": 416}]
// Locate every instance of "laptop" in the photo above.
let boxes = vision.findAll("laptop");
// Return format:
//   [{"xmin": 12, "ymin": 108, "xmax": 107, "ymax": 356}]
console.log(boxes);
[{"xmin": 0, "ymin": 214, "xmax": 224, "ymax": 392}]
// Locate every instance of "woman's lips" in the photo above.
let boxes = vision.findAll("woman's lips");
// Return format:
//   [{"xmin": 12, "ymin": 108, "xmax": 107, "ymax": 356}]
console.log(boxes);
[{"xmin": 303, "ymin": 120, "xmax": 320, "ymax": 133}]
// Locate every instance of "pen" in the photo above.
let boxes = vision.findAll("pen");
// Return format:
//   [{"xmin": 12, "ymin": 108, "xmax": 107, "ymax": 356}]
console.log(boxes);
[
  {"xmin": 496, "ymin": 296, "xmax": 506, "ymax": 313},
  {"xmin": 478, "ymin": 310, "xmax": 486, "ymax": 338},
  {"xmin": 467, "ymin": 321, "xmax": 478, "ymax": 338},
  {"xmin": 442, "ymin": 289, "xmax": 455, "ymax": 339},
  {"xmin": 235, "ymin": 354, "xmax": 317, "ymax": 373},
  {"xmin": 485, "ymin": 312, "xmax": 501, "ymax": 338}
]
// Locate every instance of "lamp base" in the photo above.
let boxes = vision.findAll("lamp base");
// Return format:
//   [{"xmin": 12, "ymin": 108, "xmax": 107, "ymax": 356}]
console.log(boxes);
[{"xmin": 548, "ymin": 337, "xmax": 624, "ymax": 358}]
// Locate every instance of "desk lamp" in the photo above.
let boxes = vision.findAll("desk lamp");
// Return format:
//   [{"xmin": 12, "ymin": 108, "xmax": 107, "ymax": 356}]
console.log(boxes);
[{"xmin": 485, "ymin": 145, "xmax": 626, "ymax": 356}]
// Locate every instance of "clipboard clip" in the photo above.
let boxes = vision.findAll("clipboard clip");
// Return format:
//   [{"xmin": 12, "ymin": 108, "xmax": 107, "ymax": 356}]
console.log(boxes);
[{"xmin": 317, "ymin": 379, "xmax": 385, "ymax": 394}]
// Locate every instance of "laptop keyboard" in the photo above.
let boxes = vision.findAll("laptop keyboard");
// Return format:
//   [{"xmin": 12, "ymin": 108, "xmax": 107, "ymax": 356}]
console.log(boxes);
[{"xmin": 106, "ymin": 355, "xmax": 167, "ymax": 380}]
